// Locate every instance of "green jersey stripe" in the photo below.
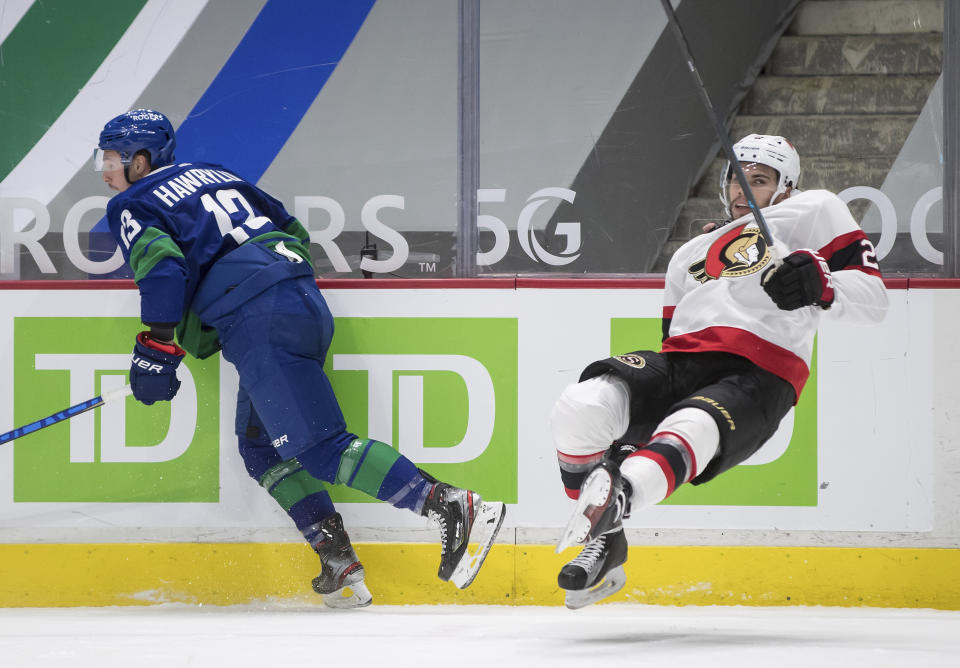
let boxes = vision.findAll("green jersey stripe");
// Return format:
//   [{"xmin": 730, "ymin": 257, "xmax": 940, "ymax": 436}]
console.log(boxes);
[
  {"xmin": 250, "ymin": 230, "xmax": 314, "ymax": 268},
  {"xmin": 129, "ymin": 228, "xmax": 185, "ymax": 283}
]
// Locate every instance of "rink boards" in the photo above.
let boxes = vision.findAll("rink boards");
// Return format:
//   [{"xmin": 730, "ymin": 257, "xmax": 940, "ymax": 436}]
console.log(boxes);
[
  {"xmin": 0, "ymin": 541, "xmax": 957, "ymax": 609},
  {"xmin": 0, "ymin": 279, "xmax": 957, "ymax": 608}
]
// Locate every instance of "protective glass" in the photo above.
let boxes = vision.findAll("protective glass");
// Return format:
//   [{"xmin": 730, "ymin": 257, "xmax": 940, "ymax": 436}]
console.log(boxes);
[{"xmin": 92, "ymin": 148, "xmax": 128, "ymax": 172}]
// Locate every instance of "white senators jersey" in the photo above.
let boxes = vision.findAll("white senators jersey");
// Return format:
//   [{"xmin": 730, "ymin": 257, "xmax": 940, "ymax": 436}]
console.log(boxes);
[{"xmin": 661, "ymin": 189, "xmax": 888, "ymax": 401}]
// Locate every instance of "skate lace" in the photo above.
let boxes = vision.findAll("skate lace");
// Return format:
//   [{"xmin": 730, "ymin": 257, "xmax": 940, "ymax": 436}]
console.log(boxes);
[
  {"xmin": 570, "ymin": 534, "xmax": 607, "ymax": 568},
  {"xmin": 429, "ymin": 511, "xmax": 452, "ymax": 554}
]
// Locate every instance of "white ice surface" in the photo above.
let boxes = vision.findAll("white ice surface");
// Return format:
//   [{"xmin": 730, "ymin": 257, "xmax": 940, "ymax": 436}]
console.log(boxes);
[{"xmin": 1, "ymin": 604, "xmax": 959, "ymax": 667}]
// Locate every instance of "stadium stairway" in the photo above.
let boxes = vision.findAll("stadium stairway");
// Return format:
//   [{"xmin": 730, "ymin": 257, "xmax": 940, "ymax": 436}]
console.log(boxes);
[{"xmin": 652, "ymin": 0, "xmax": 944, "ymax": 271}]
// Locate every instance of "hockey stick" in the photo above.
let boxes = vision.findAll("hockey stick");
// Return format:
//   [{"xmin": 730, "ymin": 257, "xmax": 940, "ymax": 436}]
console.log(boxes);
[
  {"xmin": 659, "ymin": 0, "xmax": 777, "ymax": 250},
  {"xmin": 0, "ymin": 385, "xmax": 132, "ymax": 446}
]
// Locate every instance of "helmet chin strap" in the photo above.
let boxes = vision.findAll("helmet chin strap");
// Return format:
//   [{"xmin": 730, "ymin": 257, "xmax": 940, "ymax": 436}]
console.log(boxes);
[{"xmin": 771, "ymin": 181, "xmax": 790, "ymax": 206}]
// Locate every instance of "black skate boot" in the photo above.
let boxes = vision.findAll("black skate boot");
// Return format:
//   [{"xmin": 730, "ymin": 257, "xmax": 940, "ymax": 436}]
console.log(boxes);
[
  {"xmin": 310, "ymin": 513, "xmax": 372, "ymax": 609},
  {"xmin": 558, "ymin": 528, "xmax": 628, "ymax": 609},
  {"xmin": 421, "ymin": 482, "xmax": 506, "ymax": 589},
  {"xmin": 557, "ymin": 459, "xmax": 629, "ymax": 552}
]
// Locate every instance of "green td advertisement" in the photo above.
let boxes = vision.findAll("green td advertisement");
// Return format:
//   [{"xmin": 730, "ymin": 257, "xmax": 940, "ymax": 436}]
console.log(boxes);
[
  {"xmin": 12, "ymin": 315, "xmax": 519, "ymax": 505},
  {"xmin": 13, "ymin": 317, "xmax": 220, "ymax": 503},
  {"xmin": 326, "ymin": 317, "xmax": 519, "ymax": 504}
]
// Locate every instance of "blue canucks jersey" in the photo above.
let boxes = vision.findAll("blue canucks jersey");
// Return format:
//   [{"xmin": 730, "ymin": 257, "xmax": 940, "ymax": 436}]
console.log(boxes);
[{"xmin": 106, "ymin": 161, "xmax": 312, "ymax": 357}]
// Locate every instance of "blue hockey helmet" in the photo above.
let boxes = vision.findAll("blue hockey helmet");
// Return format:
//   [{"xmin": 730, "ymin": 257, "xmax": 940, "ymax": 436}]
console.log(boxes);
[{"xmin": 94, "ymin": 109, "xmax": 176, "ymax": 171}]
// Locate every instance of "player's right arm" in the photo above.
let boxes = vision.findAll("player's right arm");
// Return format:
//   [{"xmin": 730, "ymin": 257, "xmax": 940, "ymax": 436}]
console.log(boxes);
[
  {"xmin": 661, "ymin": 249, "xmax": 687, "ymax": 342},
  {"xmin": 108, "ymin": 197, "xmax": 189, "ymax": 328}
]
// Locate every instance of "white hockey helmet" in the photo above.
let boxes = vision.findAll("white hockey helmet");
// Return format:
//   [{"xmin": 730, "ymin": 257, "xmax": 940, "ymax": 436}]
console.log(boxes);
[{"xmin": 719, "ymin": 134, "xmax": 801, "ymax": 218}]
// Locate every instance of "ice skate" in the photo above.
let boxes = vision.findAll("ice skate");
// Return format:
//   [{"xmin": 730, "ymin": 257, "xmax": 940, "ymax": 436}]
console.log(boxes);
[
  {"xmin": 556, "ymin": 459, "xmax": 628, "ymax": 552},
  {"xmin": 422, "ymin": 483, "xmax": 506, "ymax": 589},
  {"xmin": 557, "ymin": 528, "xmax": 628, "ymax": 609},
  {"xmin": 310, "ymin": 513, "xmax": 372, "ymax": 609}
]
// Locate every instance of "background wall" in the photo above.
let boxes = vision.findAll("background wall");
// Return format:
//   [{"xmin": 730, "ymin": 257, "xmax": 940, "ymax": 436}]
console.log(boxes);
[{"xmin": 0, "ymin": 0, "xmax": 798, "ymax": 278}]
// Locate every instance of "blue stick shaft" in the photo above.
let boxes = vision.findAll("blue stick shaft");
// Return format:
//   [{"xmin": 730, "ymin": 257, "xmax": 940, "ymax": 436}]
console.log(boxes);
[{"xmin": 0, "ymin": 385, "xmax": 132, "ymax": 446}]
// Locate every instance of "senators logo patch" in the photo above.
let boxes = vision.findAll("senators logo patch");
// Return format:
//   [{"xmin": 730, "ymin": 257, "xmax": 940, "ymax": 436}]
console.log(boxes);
[
  {"xmin": 614, "ymin": 354, "xmax": 646, "ymax": 369},
  {"xmin": 688, "ymin": 222, "xmax": 772, "ymax": 283}
]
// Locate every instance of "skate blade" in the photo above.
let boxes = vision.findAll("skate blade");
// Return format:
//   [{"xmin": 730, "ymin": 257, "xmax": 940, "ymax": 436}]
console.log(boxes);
[
  {"xmin": 322, "ymin": 580, "xmax": 373, "ymax": 609},
  {"xmin": 563, "ymin": 565, "xmax": 626, "ymax": 610},
  {"xmin": 556, "ymin": 469, "xmax": 612, "ymax": 553},
  {"xmin": 450, "ymin": 501, "xmax": 506, "ymax": 589}
]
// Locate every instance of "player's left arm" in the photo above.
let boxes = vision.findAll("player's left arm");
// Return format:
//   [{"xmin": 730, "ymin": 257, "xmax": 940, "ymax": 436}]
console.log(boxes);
[
  {"xmin": 814, "ymin": 231, "xmax": 887, "ymax": 323},
  {"xmin": 280, "ymin": 216, "xmax": 310, "ymax": 246},
  {"xmin": 261, "ymin": 190, "xmax": 308, "ymax": 247},
  {"xmin": 813, "ymin": 196, "xmax": 888, "ymax": 324},
  {"xmin": 762, "ymin": 192, "xmax": 887, "ymax": 321},
  {"xmin": 254, "ymin": 189, "xmax": 314, "ymax": 266}
]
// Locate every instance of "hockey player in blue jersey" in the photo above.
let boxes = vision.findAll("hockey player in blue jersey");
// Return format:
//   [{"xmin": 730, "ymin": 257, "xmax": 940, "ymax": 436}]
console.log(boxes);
[{"xmin": 95, "ymin": 109, "xmax": 505, "ymax": 608}]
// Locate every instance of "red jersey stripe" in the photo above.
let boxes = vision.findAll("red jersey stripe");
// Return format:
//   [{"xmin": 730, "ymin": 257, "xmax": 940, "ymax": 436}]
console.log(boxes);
[
  {"xmin": 661, "ymin": 326, "xmax": 806, "ymax": 401},
  {"xmin": 628, "ymin": 449, "xmax": 677, "ymax": 497}
]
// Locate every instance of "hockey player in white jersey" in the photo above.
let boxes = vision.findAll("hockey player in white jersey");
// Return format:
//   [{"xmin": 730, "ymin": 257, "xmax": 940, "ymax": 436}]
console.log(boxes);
[{"xmin": 552, "ymin": 134, "xmax": 889, "ymax": 609}]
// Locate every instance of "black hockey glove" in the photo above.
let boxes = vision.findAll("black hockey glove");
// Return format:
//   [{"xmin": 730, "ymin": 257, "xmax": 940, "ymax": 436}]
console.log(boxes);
[
  {"xmin": 761, "ymin": 249, "xmax": 835, "ymax": 311},
  {"xmin": 130, "ymin": 331, "xmax": 186, "ymax": 405}
]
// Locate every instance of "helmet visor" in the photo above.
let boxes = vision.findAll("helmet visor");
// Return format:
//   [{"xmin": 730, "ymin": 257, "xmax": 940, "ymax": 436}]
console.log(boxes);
[{"xmin": 93, "ymin": 148, "xmax": 128, "ymax": 172}]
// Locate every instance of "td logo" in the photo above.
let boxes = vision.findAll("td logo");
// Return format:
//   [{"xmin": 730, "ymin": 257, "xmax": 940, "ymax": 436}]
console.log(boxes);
[
  {"xmin": 326, "ymin": 317, "xmax": 518, "ymax": 504},
  {"xmin": 13, "ymin": 317, "xmax": 219, "ymax": 502}
]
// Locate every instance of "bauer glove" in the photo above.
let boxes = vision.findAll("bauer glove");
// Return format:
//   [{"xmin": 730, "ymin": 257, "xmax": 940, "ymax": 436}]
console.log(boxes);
[
  {"xmin": 761, "ymin": 249, "xmax": 835, "ymax": 311},
  {"xmin": 130, "ymin": 331, "xmax": 186, "ymax": 405}
]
